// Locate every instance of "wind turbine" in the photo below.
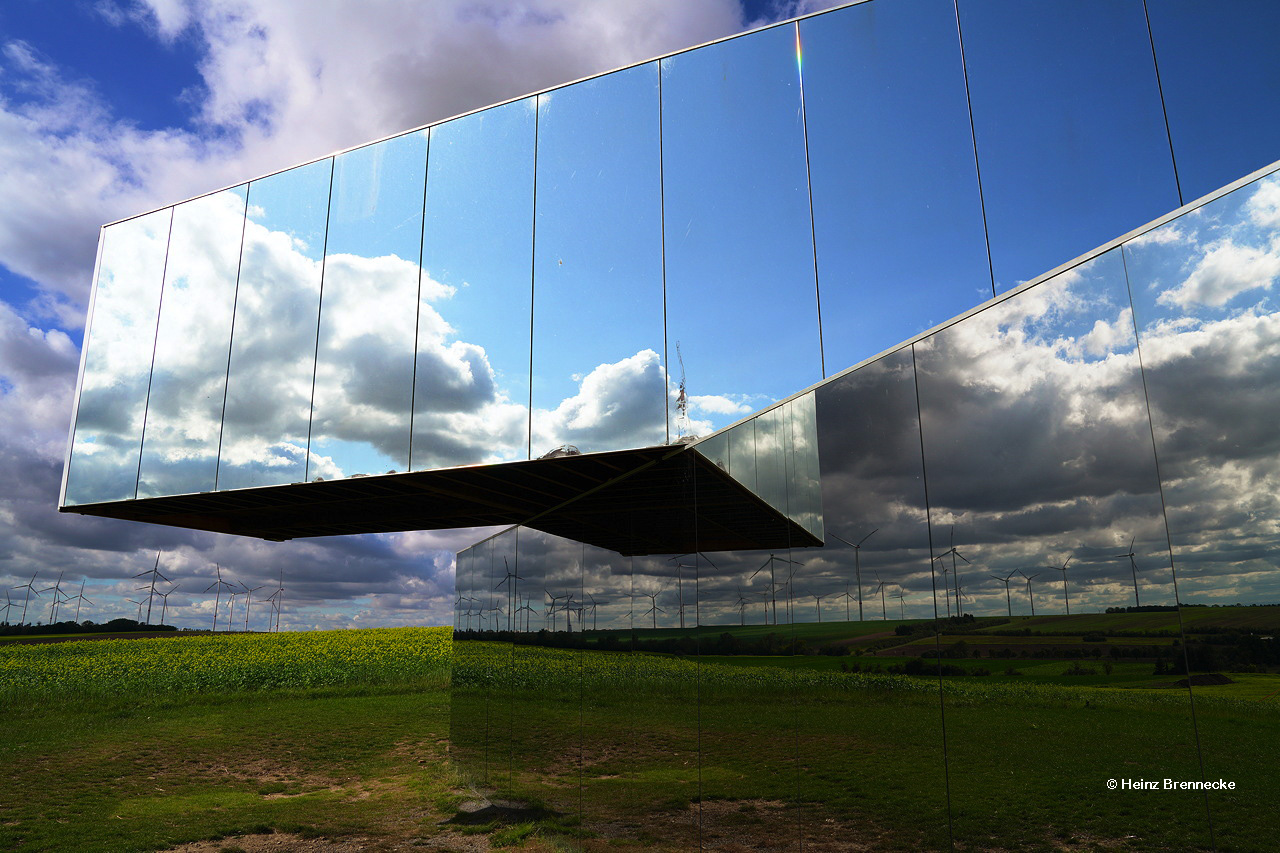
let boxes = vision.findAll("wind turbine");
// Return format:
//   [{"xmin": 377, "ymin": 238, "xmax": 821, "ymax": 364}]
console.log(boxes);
[
  {"xmin": 241, "ymin": 582, "xmax": 265, "ymax": 631},
  {"xmin": 812, "ymin": 591, "xmax": 826, "ymax": 623},
  {"xmin": 157, "ymin": 585, "xmax": 179, "ymax": 627},
  {"xmin": 873, "ymin": 573, "xmax": 889, "ymax": 621},
  {"xmin": 67, "ymin": 580, "xmax": 93, "ymax": 623},
  {"xmin": 892, "ymin": 588, "xmax": 909, "ymax": 619},
  {"xmin": 495, "ymin": 557, "xmax": 523, "ymax": 631},
  {"xmin": 203, "ymin": 564, "xmax": 235, "ymax": 632},
  {"xmin": 933, "ymin": 527, "xmax": 970, "ymax": 619},
  {"xmin": 132, "ymin": 551, "xmax": 168, "ymax": 625},
  {"xmin": 733, "ymin": 586, "xmax": 751, "ymax": 626},
  {"xmin": 584, "ymin": 592, "xmax": 605, "ymax": 631},
  {"xmin": 127, "ymin": 597, "xmax": 144, "ymax": 622},
  {"xmin": 41, "ymin": 572, "xmax": 68, "ymax": 624},
  {"xmin": 1044, "ymin": 557, "xmax": 1073, "ymax": 615},
  {"xmin": 1018, "ymin": 570, "xmax": 1041, "ymax": 616},
  {"xmin": 752, "ymin": 554, "xmax": 802, "ymax": 625},
  {"xmin": 1113, "ymin": 536, "xmax": 1142, "ymax": 607},
  {"xmin": 990, "ymin": 570, "xmax": 1019, "ymax": 617},
  {"xmin": 828, "ymin": 528, "xmax": 877, "ymax": 621},
  {"xmin": 13, "ymin": 571, "xmax": 42, "ymax": 627},
  {"xmin": 639, "ymin": 591, "xmax": 664, "ymax": 630},
  {"xmin": 1, "ymin": 590, "xmax": 14, "ymax": 625}
]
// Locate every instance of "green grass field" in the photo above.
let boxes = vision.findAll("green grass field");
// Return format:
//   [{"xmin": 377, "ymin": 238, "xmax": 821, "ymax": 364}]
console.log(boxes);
[{"xmin": 3, "ymin": 617, "xmax": 1277, "ymax": 852}]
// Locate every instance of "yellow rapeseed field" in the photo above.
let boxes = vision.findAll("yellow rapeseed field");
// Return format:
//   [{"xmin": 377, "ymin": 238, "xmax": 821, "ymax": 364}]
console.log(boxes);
[{"xmin": 0, "ymin": 626, "xmax": 451, "ymax": 702}]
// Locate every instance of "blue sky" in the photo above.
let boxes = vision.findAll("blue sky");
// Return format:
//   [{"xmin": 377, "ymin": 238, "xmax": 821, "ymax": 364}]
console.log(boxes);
[{"xmin": 1, "ymin": 0, "xmax": 1277, "ymax": 631}]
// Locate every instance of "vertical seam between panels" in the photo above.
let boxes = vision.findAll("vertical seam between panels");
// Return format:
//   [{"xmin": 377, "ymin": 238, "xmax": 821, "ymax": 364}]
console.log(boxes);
[
  {"xmin": 304, "ymin": 158, "xmax": 337, "ymax": 483},
  {"xmin": 658, "ymin": 62, "xmax": 671, "ymax": 446},
  {"xmin": 796, "ymin": 21, "xmax": 826, "ymax": 380},
  {"xmin": 692, "ymin": 464, "xmax": 702, "ymax": 849},
  {"xmin": 134, "ymin": 207, "xmax": 176, "ymax": 500},
  {"xmin": 1120, "ymin": 245, "xmax": 1214, "ymax": 850},
  {"xmin": 409, "ymin": 131, "xmax": 431, "ymax": 472},
  {"xmin": 214, "ymin": 188, "xmax": 250, "ymax": 491},
  {"xmin": 952, "ymin": 0, "xmax": 996, "ymax": 298},
  {"xmin": 528, "ymin": 100, "xmax": 540, "ymax": 461},
  {"xmin": 912, "ymin": 343, "xmax": 955, "ymax": 852},
  {"xmin": 1142, "ymin": 0, "xmax": 1185, "ymax": 208}
]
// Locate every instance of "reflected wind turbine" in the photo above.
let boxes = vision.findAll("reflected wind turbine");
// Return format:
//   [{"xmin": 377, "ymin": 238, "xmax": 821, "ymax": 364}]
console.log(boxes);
[
  {"xmin": 828, "ymin": 528, "xmax": 876, "ymax": 621},
  {"xmin": 1113, "ymin": 537, "xmax": 1142, "ymax": 607}
]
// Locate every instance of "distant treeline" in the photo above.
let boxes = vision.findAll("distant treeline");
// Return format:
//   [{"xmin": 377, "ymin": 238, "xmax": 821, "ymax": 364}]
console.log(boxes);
[{"xmin": 0, "ymin": 619, "xmax": 176, "ymax": 637}]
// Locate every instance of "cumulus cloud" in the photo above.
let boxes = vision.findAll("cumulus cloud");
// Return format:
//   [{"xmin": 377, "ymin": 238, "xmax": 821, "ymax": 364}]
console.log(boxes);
[{"xmin": 1157, "ymin": 239, "xmax": 1280, "ymax": 309}]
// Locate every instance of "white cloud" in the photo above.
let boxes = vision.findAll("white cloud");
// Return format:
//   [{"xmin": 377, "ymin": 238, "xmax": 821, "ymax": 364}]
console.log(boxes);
[{"xmin": 1157, "ymin": 239, "xmax": 1280, "ymax": 309}]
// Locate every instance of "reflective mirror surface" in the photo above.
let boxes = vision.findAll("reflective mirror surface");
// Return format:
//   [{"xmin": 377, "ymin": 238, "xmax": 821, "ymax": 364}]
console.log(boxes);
[
  {"xmin": 960, "ymin": 0, "xmax": 1179, "ymax": 291},
  {"xmin": 137, "ymin": 187, "xmax": 247, "ymax": 498},
  {"xmin": 661, "ymin": 23, "xmax": 821, "ymax": 436},
  {"xmin": 531, "ymin": 64, "xmax": 666, "ymax": 456},
  {"xmin": 413, "ymin": 99, "xmax": 535, "ymax": 470},
  {"xmin": 309, "ymin": 131, "xmax": 427, "ymax": 480},
  {"xmin": 218, "ymin": 158, "xmax": 332, "ymax": 490},
  {"xmin": 65, "ymin": 208, "xmax": 172, "ymax": 505},
  {"xmin": 802, "ymin": 0, "xmax": 990, "ymax": 372}
]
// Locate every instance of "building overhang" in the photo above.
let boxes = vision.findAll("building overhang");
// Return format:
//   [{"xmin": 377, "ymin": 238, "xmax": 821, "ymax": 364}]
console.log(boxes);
[{"xmin": 60, "ymin": 445, "xmax": 821, "ymax": 556}]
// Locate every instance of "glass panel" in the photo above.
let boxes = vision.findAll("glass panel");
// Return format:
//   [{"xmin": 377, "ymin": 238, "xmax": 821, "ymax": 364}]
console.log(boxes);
[
  {"xmin": 662, "ymin": 23, "xmax": 821, "ymax": 435},
  {"xmin": 802, "ymin": 0, "xmax": 991, "ymax": 373},
  {"xmin": 136, "ymin": 187, "xmax": 247, "ymax": 498},
  {"xmin": 959, "ymin": 0, "xmax": 1179, "ymax": 291},
  {"xmin": 413, "ymin": 99, "xmax": 535, "ymax": 470},
  {"xmin": 531, "ymin": 63, "xmax": 666, "ymax": 457},
  {"xmin": 65, "ymin": 208, "xmax": 171, "ymax": 506},
  {"xmin": 307, "ymin": 131, "xmax": 427, "ymax": 480},
  {"xmin": 1123, "ymin": 170, "xmax": 1280, "ymax": 850},
  {"xmin": 806, "ymin": 348, "xmax": 950, "ymax": 849},
  {"xmin": 1147, "ymin": 0, "xmax": 1280, "ymax": 201},
  {"xmin": 914, "ymin": 249, "xmax": 1207, "ymax": 848},
  {"xmin": 450, "ymin": 542, "xmax": 488, "ymax": 787},
  {"xmin": 217, "ymin": 159, "xmax": 332, "ymax": 490}
]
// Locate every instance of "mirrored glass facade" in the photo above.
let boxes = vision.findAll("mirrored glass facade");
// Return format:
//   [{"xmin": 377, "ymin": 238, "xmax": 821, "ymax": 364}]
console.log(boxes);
[
  {"xmin": 62, "ymin": 1, "xmax": 1280, "ymax": 512},
  {"xmin": 453, "ymin": 166, "xmax": 1280, "ymax": 849},
  {"xmin": 63, "ymin": 2, "xmax": 1280, "ymax": 850}
]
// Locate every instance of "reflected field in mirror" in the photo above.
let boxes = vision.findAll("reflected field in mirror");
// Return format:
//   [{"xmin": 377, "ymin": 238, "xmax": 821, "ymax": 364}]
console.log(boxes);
[
  {"xmin": 1124, "ymin": 168, "xmax": 1280, "ymax": 849},
  {"xmin": 914, "ymin": 248, "xmax": 1206, "ymax": 848}
]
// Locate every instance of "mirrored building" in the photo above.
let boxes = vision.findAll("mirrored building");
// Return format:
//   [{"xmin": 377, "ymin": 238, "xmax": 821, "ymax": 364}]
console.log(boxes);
[{"xmin": 61, "ymin": 1, "xmax": 1280, "ymax": 850}]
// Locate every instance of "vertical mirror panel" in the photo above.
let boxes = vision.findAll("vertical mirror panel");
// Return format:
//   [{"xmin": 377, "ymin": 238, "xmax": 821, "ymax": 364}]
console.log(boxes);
[
  {"xmin": 450, "ymin": 542, "xmax": 488, "ymax": 787},
  {"xmin": 531, "ymin": 63, "xmax": 666, "ymax": 457},
  {"xmin": 414, "ymin": 100, "xmax": 535, "ymax": 470},
  {"xmin": 806, "ymin": 348, "xmax": 950, "ymax": 850},
  {"xmin": 802, "ymin": 0, "xmax": 991, "ymax": 374},
  {"xmin": 1123, "ymin": 171, "xmax": 1280, "ymax": 851},
  {"xmin": 662, "ymin": 23, "xmax": 821, "ymax": 436},
  {"xmin": 915, "ymin": 251, "xmax": 1208, "ymax": 849},
  {"xmin": 307, "ymin": 131, "xmax": 427, "ymax": 480},
  {"xmin": 578, "ymin": 542, "xmax": 632, "ymax": 839},
  {"xmin": 505, "ymin": 526, "xmax": 550, "ymax": 810},
  {"xmin": 1147, "ymin": 1, "xmax": 1280, "ymax": 201},
  {"xmin": 487, "ymin": 528, "xmax": 518, "ymax": 792},
  {"xmin": 217, "ymin": 159, "xmax": 332, "ymax": 491},
  {"xmin": 65, "ymin": 208, "xmax": 171, "ymax": 505},
  {"xmin": 959, "ymin": 0, "xmax": 1179, "ymax": 291},
  {"xmin": 136, "ymin": 187, "xmax": 247, "ymax": 499}
]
